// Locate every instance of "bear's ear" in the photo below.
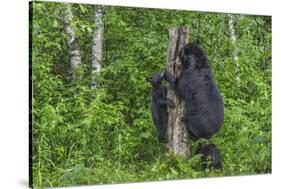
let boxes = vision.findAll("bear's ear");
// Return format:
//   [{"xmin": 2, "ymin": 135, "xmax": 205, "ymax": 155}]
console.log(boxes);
[{"xmin": 184, "ymin": 46, "xmax": 190, "ymax": 55}]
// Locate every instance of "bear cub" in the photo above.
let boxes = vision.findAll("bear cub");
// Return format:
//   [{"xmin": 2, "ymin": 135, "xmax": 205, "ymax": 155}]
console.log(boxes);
[
  {"xmin": 147, "ymin": 72, "xmax": 175, "ymax": 143},
  {"xmin": 195, "ymin": 143, "xmax": 222, "ymax": 169}
]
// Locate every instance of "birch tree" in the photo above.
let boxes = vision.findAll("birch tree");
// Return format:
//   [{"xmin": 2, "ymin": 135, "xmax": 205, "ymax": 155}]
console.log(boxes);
[
  {"xmin": 228, "ymin": 14, "xmax": 240, "ymax": 84},
  {"xmin": 63, "ymin": 3, "xmax": 82, "ymax": 80},
  {"xmin": 91, "ymin": 5, "xmax": 104, "ymax": 89},
  {"xmin": 166, "ymin": 27, "xmax": 190, "ymax": 159}
]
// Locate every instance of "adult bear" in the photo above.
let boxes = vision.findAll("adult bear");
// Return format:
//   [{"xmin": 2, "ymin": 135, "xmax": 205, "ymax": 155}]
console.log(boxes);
[
  {"xmin": 164, "ymin": 42, "xmax": 224, "ymax": 139},
  {"xmin": 147, "ymin": 72, "xmax": 175, "ymax": 143}
]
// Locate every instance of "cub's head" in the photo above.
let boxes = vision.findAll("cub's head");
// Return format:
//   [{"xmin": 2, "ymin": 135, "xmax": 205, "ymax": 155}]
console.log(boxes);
[{"xmin": 147, "ymin": 72, "xmax": 164, "ymax": 86}]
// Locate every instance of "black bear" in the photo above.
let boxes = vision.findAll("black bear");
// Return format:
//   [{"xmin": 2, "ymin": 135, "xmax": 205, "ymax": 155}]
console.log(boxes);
[
  {"xmin": 164, "ymin": 42, "xmax": 224, "ymax": 139},
  {"xmin": 147, "ymin": 72, "xmax": 175, "ymax": 143},
  {"xmin": 195, "ymin": 143, "xmax": 222, "ymax": 169}
]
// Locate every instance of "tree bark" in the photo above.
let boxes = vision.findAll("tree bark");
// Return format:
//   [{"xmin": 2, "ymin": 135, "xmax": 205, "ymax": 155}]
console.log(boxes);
[
  {"xmin": 91, "ymin": 5, "xmax": 104, "ymax": 89},
  {"xmin": 228, "ymin": 14, "xmax": 238, "ymax": 63},
  {"xmin": 228, "ymin": 14, "xmax": 240, "ymax": 85},
  {"xmin": 166, "ymin": 27, "xmax": 190, "ymax": 159},
  {"xmin": 63, "ymin": 3, "xmax": 82, "ymax": 80}
]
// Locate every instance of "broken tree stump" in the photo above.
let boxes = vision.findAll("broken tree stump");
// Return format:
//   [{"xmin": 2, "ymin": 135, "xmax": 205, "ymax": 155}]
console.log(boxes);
[{"xmin": 166, "ymin": 27, "xmax": 190, "ymax": 159}]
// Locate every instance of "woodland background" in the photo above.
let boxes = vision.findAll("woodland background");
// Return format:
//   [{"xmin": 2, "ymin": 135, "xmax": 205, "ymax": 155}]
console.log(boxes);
[{"xmin": 30, "ymin": 1, "xmax": 271, "ymax": 188}]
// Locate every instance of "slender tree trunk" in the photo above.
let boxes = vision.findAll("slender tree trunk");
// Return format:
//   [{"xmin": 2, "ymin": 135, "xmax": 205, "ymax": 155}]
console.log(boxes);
[
  {"xmin": 91, "ymin": 5, "xmax": 104, "ymax": 89},
  {"xmin": 166, "ymin": 27, "xmax": 190, "ymax": 159},
  {"xmin": 228, "ymin": 14, "xmax": 240, "ymax": 84},
  {"xmin": 228, "ymin": 14, "xmax": 238, "ymax": 63},
  {"xmin": 63, "ymin": 3, "xmax": 82, "ymax": 80}
]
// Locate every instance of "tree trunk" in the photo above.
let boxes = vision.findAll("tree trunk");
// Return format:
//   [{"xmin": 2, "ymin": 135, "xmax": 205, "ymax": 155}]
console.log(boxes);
[
  {"xmin": 166, "ymin": 27, "xmax": 190, "ymax": 159},
  {"xmin": 228, "ymin": 14, "xmax": 240, "ymax": 84},
  {"xmin": 63, "ymin": 3, "xmax": 82, "ymax": 80},
  {"xmin": 228, "ymin": 14, "xmax": 238, "ymax": 63},
  {"xmin": 91, "ymin": 5, "xmax": 104, "ymax": 89}
]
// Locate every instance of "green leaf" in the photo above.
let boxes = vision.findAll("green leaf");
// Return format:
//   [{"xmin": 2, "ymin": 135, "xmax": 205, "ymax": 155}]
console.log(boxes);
[
  {"xmin": 79, "ymin": 4, "xmax": 86, "ymax": 13},
  {"xmin": 140, "ymin": 131, "xmax": 152, "ymax": 139}
]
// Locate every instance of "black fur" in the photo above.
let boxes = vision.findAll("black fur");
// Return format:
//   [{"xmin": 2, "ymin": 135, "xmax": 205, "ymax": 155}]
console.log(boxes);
[
  {"xmin": 195, "ymin": 143, "xmax": 222, "ymax": 169},
  {"xmin": 147, "ymin": 72, "xmax": 175, "ymax": 143},
  {"xmin": 164, "ymin": 42, "xmax": 224, "ymax": 139}
]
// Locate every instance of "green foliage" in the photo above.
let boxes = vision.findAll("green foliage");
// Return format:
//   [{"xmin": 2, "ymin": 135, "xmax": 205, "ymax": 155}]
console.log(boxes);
[{"xmin": 30, "ymin": 1, "xmax": 271, "ymax": 188}]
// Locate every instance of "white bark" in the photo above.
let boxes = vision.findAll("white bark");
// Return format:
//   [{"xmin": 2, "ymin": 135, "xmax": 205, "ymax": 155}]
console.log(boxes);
[
  {"xmin": 63, "ymin": 3, "xmax": 82, "ymax": 79},
  {"xmin": 91, "ymin": 5, "xmax": 104, "ymax": 89},
  {"xmin": 228, "ymin": 14, "xmax": 240, "ymax": 84},
  {"xmin": 228, "ymin": 14, "xmax": 239, "ymax": 64}
]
